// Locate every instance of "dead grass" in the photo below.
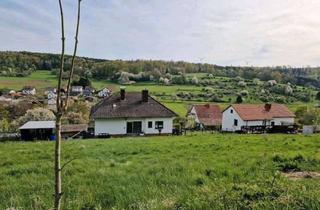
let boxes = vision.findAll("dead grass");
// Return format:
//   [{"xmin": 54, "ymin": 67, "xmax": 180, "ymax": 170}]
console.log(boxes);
[{"xmin": 282, "ymin": 171, "xmax": 320, "ymax": 180}]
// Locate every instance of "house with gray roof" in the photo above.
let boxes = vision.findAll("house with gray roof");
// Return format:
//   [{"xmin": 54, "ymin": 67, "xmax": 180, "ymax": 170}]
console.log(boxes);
[{"xmin": 91, "ymin": 88, "xmax": 177, "ymax": 136}]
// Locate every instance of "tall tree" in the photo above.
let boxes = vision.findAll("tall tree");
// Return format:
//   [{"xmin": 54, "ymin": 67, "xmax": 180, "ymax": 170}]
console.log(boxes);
[{"xmin": 54, "ymin": 0, "xmax": 82, "ymax": 209}]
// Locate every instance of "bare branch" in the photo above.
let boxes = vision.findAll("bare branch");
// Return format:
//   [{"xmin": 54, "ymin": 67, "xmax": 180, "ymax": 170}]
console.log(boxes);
[
  {"xmin": 61, "ymin": 158, "xmax": 77, "ymax": 171},
  {"xmin": 56, "ymin": 0, "xmax": 65, "ymax": 114},
  {"xmin": 64, "ymin": 0, "xmax": 82, "ymax": 110}
]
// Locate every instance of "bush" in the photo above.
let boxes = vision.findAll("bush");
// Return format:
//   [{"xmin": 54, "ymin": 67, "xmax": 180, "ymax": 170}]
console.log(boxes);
[
  {"xmin": 240, "ymin": 90, "xmax": 249, "ymax": 96},
  {"xmin": 0, "ymin": 88, "xmax": 10, "ymax": 96},
  {"xmin": 191, "ymin": 76, "xmax": 199, "ymax": 85},
  {"xmin": 253, "ymin": 78, "xmax": 262, "ymax": 85},
  {"xmin": 284, "ymin": 85, "xmax": 293, "ymax": 95},
  {"xmin": 267, "ymin": 80, "xmax": 277, "ymax": 86},
  {"xmin": 316, "ymin": 91, "xmax": 320, "ymax": 100},
  {"xmin": 17, "ymin": 108, "xmax": 55, "ymax": 126},
  {"xmin": 238, "ymin": 81, "xmax": 246, "ymax": 87},
  {"xmin": 236, "ymin": 95, "xmax": 243, "ymax": 103}
]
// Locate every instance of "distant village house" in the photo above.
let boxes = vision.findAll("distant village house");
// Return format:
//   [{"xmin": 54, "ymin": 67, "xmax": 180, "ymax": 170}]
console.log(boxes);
[
  {"xmin": 71, "ymin": 86, "xmax": 83, "ymax": 96},
  {"xmin": 97, "ymin": 87, "xmax": 111, "ymax": 98},
  {"xmin": 45, "ymin": 88, "xmax": 57, "ymax": 105},
  {"xmin": 22, "ymin": 86, "xmax": 36, "ymax": 95}
]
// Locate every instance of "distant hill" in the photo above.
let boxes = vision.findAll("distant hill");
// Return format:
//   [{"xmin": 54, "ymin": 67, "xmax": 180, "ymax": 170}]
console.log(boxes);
[{"xmin": 0, "ymin": 51, "xmax": 320, "ymax": 88}]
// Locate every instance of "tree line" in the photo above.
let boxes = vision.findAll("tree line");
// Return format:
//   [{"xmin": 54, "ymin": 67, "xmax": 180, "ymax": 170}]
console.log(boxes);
[{"xmin": 1, "ymin": 51, "xmax": 320, "ymax": 88}]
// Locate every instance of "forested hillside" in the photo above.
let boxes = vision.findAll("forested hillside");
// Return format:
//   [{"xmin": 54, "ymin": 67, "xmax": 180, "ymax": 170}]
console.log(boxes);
[{"xmin": 1, "ymin": 51, "xmax": 320, "ymax": 88}]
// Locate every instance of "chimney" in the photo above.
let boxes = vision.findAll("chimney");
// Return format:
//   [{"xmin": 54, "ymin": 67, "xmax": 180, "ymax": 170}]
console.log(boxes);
[
  {"xmin": 264, "ymin": 103, "xmax": 272, "ymax": 111},
  {"xmin": 142, "ymin": 89, "xmax": 148, "ymax": 102},
  {"xmin": 120, "ymin": 87, "xmax": 126, "ymax": 100}
]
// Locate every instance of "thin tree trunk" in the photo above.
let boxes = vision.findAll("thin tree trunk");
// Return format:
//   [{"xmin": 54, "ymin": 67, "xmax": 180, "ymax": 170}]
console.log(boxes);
[
  {"xmin": 54, "ymin": 1, "xmax": 82, "ymax": 209},
  {"xmin": 54, "ymin": 114, "xmax": 62, "ymax": 210},
  {"xmin": 54, "ymin": 1, "xmax": 65, "ymax": 209}
]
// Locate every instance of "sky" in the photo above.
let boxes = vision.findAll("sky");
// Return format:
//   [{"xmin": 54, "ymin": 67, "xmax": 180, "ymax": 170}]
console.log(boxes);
[{"xmin": 1, "ymin": 0, "xmax": 320, "ymax": 66}]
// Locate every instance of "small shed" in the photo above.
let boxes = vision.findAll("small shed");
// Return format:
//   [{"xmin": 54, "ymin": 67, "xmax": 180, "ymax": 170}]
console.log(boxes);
[
  {"xmin": 303, "ymin": 126, "xmax": 314, "ymax": 135},
  {"xmin": 61, "ymin": 124, "xmax": 88, "ymax": 139},
  {"xmin": 19, "ymin": 121, "xmax": 88, "ymax": 140},
  {"xmin": 19, "ymin": 121, "xmax": 55, "ymax": 141}
]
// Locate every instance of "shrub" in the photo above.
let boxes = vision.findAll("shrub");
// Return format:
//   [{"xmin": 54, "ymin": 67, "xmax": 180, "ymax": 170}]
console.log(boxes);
[
  {"xmin": 240, "ymin": 90, "xmax": 249, "ymax": 96},
  {"xmin": 17, "ymin": 108, "xmax": 55, "ymax": 126},
  {"xmin": 267, "ymin": 80, "xmax": 277, "ymax": 86},
  {"xmin": 316, "ymin": 91, "xmax": 320, "ymax": 100},
  {"xmin": 253, "ymin": 78, "xmax": 262, "ymax": 85},
  {"xmin": 284, "ymin": 85, "xmax": 293, "ymax": 95},
  {"xmin": 238, "ymin": 81, "xmax": 246, "ymax": 87},
  {"xmin": 191, "ymin": 76, "xmax": 199, "ymax": 85},
  {"xmin": 236, "ymin": 95, "xmax": 243, "ymax": 103}
]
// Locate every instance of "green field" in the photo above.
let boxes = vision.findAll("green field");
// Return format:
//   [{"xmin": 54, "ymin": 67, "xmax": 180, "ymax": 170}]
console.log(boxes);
[
  {"xmin": 1, "ymin": 133, "xmax": 320, "ymax": 209},
  {"xmin": 0, "ymin": 71, "xmax": 317, "ymax": 117},
  {"xmin": 0, "ymin": 71, "xmax": 57, "ymax": 90},
  {"xmin": 0, "ymin": 71, "xmax": 202, "ymax": 94}
]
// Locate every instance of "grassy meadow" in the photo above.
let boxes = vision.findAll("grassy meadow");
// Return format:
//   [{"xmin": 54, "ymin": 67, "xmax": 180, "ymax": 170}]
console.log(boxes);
[{"xmin": 1, "ymin": 133, "xmax": 320, "ymax": 209}]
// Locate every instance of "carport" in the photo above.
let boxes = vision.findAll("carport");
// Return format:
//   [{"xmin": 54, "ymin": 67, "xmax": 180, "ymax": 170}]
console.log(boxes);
[{"xmin": 19, "ymin": 121, "xmax": 55, "ymax": 141}]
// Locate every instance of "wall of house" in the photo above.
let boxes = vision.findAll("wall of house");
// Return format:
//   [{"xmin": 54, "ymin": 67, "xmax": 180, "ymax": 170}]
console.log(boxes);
[
  {"xmin": 188, "ymin": 107, "xmax": 200, "ymax": 123},
  {"xmin": 94, "ymin": 117, "xmax": 174, "ymax": 136},
  {"xmin": 246, "ymin": 120, "xmax": 268, "ymax": 126},
  {"xmin": 222, "ymin": 107, "xmax": 245, "ymax": 132},
  {"xmin": 95, "ymin": 119, "xmax": 126, "ymax": 135},
  {"xmin": 143, "ymin": 117, "xmax": 174, "ymax": 134},
  {"xmin": 272, "ymin": 118, "xmax": 294, "ymax": 125}
]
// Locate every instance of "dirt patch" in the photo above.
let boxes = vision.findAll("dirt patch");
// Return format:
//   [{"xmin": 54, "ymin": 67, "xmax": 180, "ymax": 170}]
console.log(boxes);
[{"xmin": 282, "ymin": 171, "xmax": 320, "ymax": 180}]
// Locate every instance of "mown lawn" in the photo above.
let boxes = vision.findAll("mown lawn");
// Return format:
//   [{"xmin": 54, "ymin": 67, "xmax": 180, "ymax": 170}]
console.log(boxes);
[{"xmin": 1, "ymin": 133, "xmax": 320, "ymax": 209}]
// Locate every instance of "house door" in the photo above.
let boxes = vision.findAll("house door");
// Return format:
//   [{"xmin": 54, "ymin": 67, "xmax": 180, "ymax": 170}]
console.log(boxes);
[{"xmin": 126, "ymin": 121, "xmax": 142, "ymax": 134}]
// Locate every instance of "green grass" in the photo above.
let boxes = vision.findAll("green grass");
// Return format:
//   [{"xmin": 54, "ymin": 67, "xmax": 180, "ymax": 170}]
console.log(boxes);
[
  {"xmin": 162, "ymin": 101, "xmax": 189, "ymax": 117},
  {"xmin": 1, "ymin": 133, "xmax": 320, "ymax": 209},
  {"xmin": 0, "ymin": 71, "xmax": 57, "ymax": 90}
]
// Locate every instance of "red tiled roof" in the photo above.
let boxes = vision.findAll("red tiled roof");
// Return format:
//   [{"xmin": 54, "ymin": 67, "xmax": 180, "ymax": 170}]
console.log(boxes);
[
  {"xmin": 192, "ymin": 104, "xmax": 222, "ymax": 126},
  {"xmin": 229, "ymin": 104, "xmax": 295, "ymax": 121}
]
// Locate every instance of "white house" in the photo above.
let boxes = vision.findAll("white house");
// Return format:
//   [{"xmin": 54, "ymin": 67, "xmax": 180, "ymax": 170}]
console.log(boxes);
[
  {"xmin": 91, "ymin": 89, "xmax": 177, "ymax": 136},
  {"xmin": 222, "ymin": 103, "xmax": 295, "ymax": 132},
  {"xmin": 71, "ymin": 86, "xmax": 83, "ymax": 96},
  {"xmin": 22, "ymin": 86, "xmax": 36, "ymax": 95},
  {"xmin": 97, "ymin": 88, "xmax": 111, "ymax": 98},
  {"xmin": 44, "ymin": 88, "xmax": 57, "ymax": 105}
]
